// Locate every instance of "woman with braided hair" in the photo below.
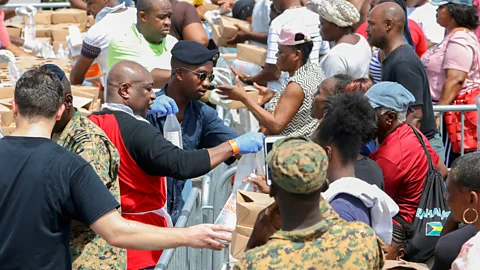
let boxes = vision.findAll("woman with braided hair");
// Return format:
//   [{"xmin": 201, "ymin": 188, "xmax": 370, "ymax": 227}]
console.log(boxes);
[{"xmin": 383, "ymin": 222, "xmax": 415, "ymax": 260}]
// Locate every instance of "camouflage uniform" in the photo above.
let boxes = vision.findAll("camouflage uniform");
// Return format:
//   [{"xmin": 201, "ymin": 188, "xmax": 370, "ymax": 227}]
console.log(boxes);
[
  {"xmin": 234, "ymin": 137, "xmax": 385, "ymax": 270},
  {"xmin": 53, "ymin": 110, "xmax": 126, "ymax": 270}
]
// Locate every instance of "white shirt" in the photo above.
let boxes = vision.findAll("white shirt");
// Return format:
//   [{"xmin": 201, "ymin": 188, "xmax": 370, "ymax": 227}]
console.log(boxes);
[
  {"xmin": 322, "ymin": 177, "xmax": 399, "ymax": 244},
  {"xmin": 407, "ymin": 3, "xmax": 445, "ymax": 43},
  {"xmin": 452, "ymin": 231, "xmax": 480, "ymax": 270},
  {"xmin": 82, "ymin": 8, "xmax": 137, "ymax": 78},
  {"xmin": 266, "ymin": 7, "xmax": 330, "ymax": 91},
  {"xmin": 251, "ymin": 0, "xmax": 271, "ymax": 48},
  {"xmin": 319, "ymin": 34, "xmax": 372, "ymax": 79}
]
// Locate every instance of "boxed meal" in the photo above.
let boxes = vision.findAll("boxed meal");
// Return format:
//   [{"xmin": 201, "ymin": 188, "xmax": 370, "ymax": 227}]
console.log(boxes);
[
  {"xmin": 6, "ymin": 23, "xmax": 22, "ymax": 38},
  {"xmin": 211, "ymin": 25, "xmax": 234, "ymax": 48},
  {"xmin": 237, "ymin": 43, "xmax": 267, "ymax": 67},
  {"xmin": 51, "ymin": 9, "xmax": 88, "ymax": 24},
  {"xmin": 0, "ymin": 87, "xmax": 15, "ymax": 135},
  {"xmin": 26, "ymin": 10, "xmax": 52, "ymax": 25},
  {"xmin": 52, "ymin": 23, "xmax": 86, "ymax": 41},
  {"xmin": 219, "ymin": 16, "xmax": 250, "ymax": 39},
  {"xmin": 35, "ymin": 24, "xmax": 52, "ymax": 38}
]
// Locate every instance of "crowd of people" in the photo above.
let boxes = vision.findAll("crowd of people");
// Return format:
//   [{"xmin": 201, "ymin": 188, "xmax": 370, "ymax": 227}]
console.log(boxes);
[{"xmin": 2, "ymin": 0, "xmax": 480, "ymax": 268}]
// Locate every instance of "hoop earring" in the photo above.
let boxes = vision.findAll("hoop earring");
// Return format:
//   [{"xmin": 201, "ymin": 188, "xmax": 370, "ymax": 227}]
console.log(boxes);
[{"xmin": 463, "ymin": 208, "xmax": 479, "ymax": 224}]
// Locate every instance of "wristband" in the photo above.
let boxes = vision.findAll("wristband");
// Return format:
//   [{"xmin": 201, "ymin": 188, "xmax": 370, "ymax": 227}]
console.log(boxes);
[{"xmin": 228, "ymin": 140, "xmax": 239, "ymax": 156}]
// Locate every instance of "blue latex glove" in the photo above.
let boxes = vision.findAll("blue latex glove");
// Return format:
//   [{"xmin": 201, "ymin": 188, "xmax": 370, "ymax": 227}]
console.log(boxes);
[
  {"xmin": 234, "ymin": 132, "xmax": 265, "ymax": 155},
  {"xmin": 147, "ymin": 95, "xmax": 179, "ymax": 116}
]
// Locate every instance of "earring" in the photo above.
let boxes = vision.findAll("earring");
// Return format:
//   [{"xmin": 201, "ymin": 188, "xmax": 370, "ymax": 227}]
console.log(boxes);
[{"xmin": 463, "ymin": 208, "xmax": 479, "ymax": 224}]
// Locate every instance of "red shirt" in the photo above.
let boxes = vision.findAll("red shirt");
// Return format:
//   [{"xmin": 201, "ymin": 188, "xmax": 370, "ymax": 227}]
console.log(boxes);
[
  {"xmin": 356, "ymin": 19, "xmax": 428, "ymax": 57},
  {"xmin": 0, "ymin": 10, "xmax": 11, "ymax": 47},
  {"xmin": 369, "ymin": 124, "xmax": 439, "ymax": 223}
]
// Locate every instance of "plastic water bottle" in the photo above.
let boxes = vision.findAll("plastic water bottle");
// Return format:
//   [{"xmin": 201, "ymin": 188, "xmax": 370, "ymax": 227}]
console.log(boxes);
[
  {"xmin": 8, "ymin": 62, "xmax": 23, "ymax": 85},
  {"xmin": 163, "ymin": 114, "xmax": 183, "ymax": 149},
  {"xmin": 0, "ymin": 127, "xmax": 3, "ymax": 139},
  {"xmin": 23, "ymin": 15, "xmax": 36, "ymax": 44},
  {"xmin": 233, "ymin": 154, "xmax": 256, "ymax": 191},
  {"xmin": 56, "ymin": 44, "xmax": 67, "ymax": 59},
  {"xmin": 214, "ymin": 175, "xmax": 255, "ymax": 241}
]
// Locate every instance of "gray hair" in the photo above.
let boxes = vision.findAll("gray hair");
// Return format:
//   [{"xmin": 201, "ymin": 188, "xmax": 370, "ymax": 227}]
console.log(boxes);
[{"xmin": 379, "ymin": 107, "xmax": 407, "ymax": 124}]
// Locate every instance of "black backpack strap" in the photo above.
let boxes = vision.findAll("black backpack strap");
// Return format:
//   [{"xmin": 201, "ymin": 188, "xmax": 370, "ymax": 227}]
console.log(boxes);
[
  {"xmin": 393, "ymin": 215, "xmax": 408, "ymax": 225},
  {"xmin": 408, "ymin": 125, "xmax": 435, "ymax": 171}
]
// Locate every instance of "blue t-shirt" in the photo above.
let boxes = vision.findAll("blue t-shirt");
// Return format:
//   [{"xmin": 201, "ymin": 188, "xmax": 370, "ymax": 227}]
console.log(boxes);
[{"xmin": 330, "ymin": 193, "xmax": 371, "ymax": 226}]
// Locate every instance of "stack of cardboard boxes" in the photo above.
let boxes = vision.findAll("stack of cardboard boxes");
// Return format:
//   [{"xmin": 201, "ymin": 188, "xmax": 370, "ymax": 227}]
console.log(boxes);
[
  {"xmin": 0, "ymin": 84, "xmax": 101, "ymax": 135},
  {"xmin": 6, "ymin": 9, "xmax": 93, "ymax": 54}
]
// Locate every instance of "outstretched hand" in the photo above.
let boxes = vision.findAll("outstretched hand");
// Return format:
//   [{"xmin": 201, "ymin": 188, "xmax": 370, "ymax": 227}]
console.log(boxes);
[{"xmin": 185, "ymin": 224, "xmax": 233, "ymax": 251}]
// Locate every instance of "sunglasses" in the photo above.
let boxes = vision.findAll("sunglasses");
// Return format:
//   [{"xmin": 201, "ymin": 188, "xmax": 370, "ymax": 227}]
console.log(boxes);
[{"xmin": 179, "ymin": 67, "xmax": 215, "ymax": 82}]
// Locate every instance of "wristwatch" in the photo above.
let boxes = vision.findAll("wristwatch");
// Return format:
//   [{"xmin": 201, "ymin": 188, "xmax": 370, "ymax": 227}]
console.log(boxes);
[{"xmin": 228, "ymin": 140, "xmax": 239, "ymax": 156}]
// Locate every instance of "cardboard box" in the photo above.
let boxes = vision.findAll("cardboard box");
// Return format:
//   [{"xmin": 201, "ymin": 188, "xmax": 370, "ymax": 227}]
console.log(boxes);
[
  {"xmin": 52, "ymin": 23, "xmax": 86, "ymax": 41},
  {"xmin": 25, "ymin": 11, "xmax": 52, "ymax": 25},
  {"xmin": 53, "ymin": 41, "xmax": 67, "ymax": 53},
  {"xmin": 211, "ymin": 25, "xmax": 234, "ymax": 48},
  {"xmin": 6, "ymin": 23, "xmax": 22, "ymax": 38},
  {"xmin": 36, "ymin": 24, "xmax": 52, "ymax": 38},
  {"xmin": 237, "ymin": 44, "xmax": 267, "ymax": 67},
  {"xmin": 225, "ymin": 86, "xmax": 259, "ymax": 109},
  {"xmin": 51, "ymin": 9, "xmax": 88, "ymax": 24},
  {"xmin": 231, "ymin": 191, "xmax": 274, "ymax": 259},
  {"xmin": 86, "ymin": 15, "xmax": 95, "ymax": 28},
  {"xmin": 219, "ymin": 16, "xmax": 250, "ymax": 39},
  {"xmin": 0, "ymin": 87, "xmax": 14, "ymax": 135}
]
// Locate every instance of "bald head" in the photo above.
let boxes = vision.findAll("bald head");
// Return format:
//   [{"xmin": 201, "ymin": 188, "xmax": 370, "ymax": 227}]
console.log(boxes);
[
  {"xmin": 372, "ymin": 2, "xmax": 405, "ymax": 30},
  {"xmin": 366, "ymin": 2, "xmax": 406, "ymax": 49}
]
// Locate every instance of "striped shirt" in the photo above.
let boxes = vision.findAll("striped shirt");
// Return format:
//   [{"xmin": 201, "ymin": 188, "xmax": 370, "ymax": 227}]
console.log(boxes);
[
  {"xmin": 370, "ymin": 49, "xmax": 382, "ymax": 84},
  {"xmin": 267, "ymin": 62, "xmax": 324, "ymax": 137}
]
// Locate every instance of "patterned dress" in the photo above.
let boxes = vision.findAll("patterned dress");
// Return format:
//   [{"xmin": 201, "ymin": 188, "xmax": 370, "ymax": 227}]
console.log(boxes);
[
  {"xmin": 52, "ymin": 110, "xmax": 125, "ymax": 270},
  {"xmin": 267, "ymin": 62, "xmax": 324, "ymax": 137}
]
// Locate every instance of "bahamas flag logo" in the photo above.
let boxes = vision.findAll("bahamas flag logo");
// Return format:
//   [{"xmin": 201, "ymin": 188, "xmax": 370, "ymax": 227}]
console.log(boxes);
[{"xmin": 426, "ymin": 222, "xmax": 443, "ymax": 236}]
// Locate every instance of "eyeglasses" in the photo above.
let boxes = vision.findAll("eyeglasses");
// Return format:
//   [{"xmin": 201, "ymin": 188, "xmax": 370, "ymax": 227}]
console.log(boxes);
[{"xmin": 178, "ymin": 67, "xmax": 215, "ymax": 82}]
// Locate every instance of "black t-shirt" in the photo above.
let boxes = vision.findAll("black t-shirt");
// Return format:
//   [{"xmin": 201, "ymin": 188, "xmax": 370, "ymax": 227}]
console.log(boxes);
[
  {"xmin": 354, "ymin": 156, "xmax": 384, "ymax": 190},
  {"xmin": 0, "ymin": 137, "xmax": 119, "ymax": 270},
  {"xmin": 381, "ymin": 44, "xmax": 438, "ymax": 140}
]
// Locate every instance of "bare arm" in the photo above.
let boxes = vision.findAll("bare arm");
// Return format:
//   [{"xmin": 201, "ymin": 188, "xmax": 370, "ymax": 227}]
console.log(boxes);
[
  {"xmin": 5, "ymin": 44, "xmax": 29, "ymax": 56},
  {"xmin": 9, "ymin": 36, "xmax": 24, "ymax": 47},
  {"xmin": 406, "ymin": 105, "xmax": 423, "ymax": 129},
  {"xmin": 91, "ymin": 209, "xmax": 232, "ymax": 250},
  {"xmin": 3, "ymin": 9, "xmax": 16, "ymax": 20},
  {"xmin": 437, "ymin": 69, "xmax": 467, "ymax": 106},
  {"xmin": 151, "ymin": 68, "xmax": 171, "ymax": 88},
  {"xmin": 207, "ymin": 142, "xmax": 234, "ymax": 169},
  {"xmin": 70, "ymin": 55, "xmax": 96, "ymax": 85},
  {"xmin": 70, "ymin": 0, "xmax": 87, "ymax": 10},
  {"xmin": 182, "ymin": 23, "xmax": 209, "ymax": 47},
  {"xmin": 218, "ymin": 79, "xmax": 304, "ymax": 134}
]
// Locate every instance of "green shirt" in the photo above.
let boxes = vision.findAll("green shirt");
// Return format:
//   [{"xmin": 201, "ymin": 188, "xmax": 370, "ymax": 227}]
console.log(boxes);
[{"xmin": 107, "ymin": 24, "xmax": 178, "ymax": 72}]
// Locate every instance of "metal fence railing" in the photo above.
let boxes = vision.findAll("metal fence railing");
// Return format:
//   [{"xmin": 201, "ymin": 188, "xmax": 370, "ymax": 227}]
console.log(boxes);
[
  {"xmin": 1, "ymin": 2, "xmax": 71, "ymax": 9},
  {"xmin": 202, "ymin": 166, "xmax": 237, "ymax": 270},
  {"xmin": 155, "ymin": 187, "xmax": 202, "ymax": 270},
  {"xmin": 433, "ymin": 104, "xmax": 477, "ymax": 155}
]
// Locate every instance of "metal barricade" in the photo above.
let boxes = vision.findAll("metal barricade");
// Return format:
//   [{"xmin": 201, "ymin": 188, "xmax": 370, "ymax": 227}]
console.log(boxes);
[
  {"xmin": 202, "ymin": 166, "xmax": 237, "ymax": 270},
  {"xmin": 433, "ymin": 104, "xmax": 477, "ymax": 155},
  {"xmin": 1, "ymin": 2, "xmax": 71, "ymax": 9},
  {"xmin": 155, "ymin": 187, "xmax": 202, "ymax": 270}
]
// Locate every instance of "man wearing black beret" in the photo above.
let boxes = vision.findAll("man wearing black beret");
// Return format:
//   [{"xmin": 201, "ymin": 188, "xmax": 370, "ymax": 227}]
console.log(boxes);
[{"xmin": 147, "ymin": 40, "xmax": 239, "ymax": 223}]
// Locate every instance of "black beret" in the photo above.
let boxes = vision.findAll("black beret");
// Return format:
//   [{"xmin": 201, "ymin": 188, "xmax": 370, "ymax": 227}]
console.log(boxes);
[
  {"xmin": 232, "ymin": 0, "xmax": 255, "ymax": 21},
  {"xmin": 171, "ymin": 40, "xmax": 219, "ymax": 65},
  {"xmin": 41, "ymin": 64, "xmax": 66, "ymax": 81}
]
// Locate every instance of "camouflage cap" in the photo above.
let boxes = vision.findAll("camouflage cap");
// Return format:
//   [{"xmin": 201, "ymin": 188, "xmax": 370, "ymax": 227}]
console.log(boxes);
[{"xmin": 266, "ymin": 137, "xmax": 328, "ymax": 194}]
